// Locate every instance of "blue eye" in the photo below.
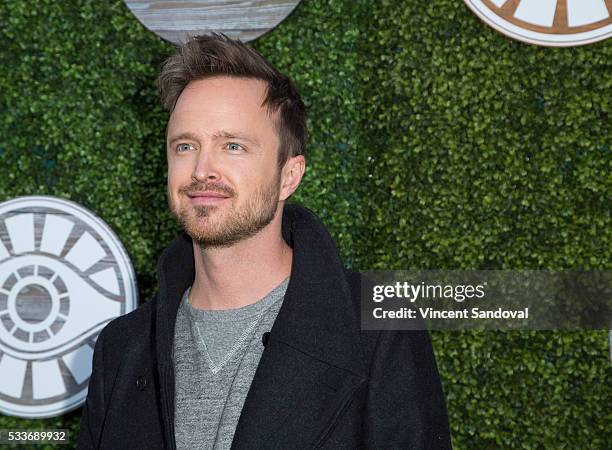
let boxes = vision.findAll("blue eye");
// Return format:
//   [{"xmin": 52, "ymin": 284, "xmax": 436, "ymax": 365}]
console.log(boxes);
[
  {"xmin": 226, "ymin": 143, "xmax": 244, "ymax": 152},
  {"xmin": 176, "ymin": 143, "xmax": 194, "ymax": 153}
]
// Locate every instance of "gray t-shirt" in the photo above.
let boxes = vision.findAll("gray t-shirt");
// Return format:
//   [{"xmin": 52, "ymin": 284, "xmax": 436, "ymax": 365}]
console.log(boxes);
[{"xmin": 173, "ymin": 277, "xmax": 289, "ymax": 450}]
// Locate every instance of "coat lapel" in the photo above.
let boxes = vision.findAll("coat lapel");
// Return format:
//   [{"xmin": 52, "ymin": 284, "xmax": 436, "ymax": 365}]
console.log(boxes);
[
  {"xmin": 155, "ymin": 233, "xmax": 194, "ymax": 450},
  {"xmin": 231, "ymin": 205, "xmax": 366, "ymax": 448}
]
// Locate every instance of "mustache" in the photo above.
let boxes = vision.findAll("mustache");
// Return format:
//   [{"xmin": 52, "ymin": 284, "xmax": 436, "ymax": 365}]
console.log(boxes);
[{"xmin": 178, "ymin": 181, "xmax": 235, "ymax": 197}]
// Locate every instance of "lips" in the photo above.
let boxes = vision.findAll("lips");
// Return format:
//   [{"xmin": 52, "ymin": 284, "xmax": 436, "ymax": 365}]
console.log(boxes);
[
  {"xmin": 186, "ymin": 190, "xmax": 231, "ymax": 206},
  {"xmin": 188, "ymin": 191, "xmax": 230, "ymax": 199}
]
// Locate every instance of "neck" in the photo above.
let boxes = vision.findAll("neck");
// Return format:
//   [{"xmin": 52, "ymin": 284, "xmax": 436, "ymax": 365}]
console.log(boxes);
[{"xmin": 188, "ymin": 212, "xmax": 292, "ymax": 310}]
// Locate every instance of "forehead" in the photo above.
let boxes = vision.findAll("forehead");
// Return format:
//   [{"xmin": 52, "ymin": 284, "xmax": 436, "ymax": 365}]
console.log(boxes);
[{"xmin": 167, "ymin": 76, "xmax": 278, "ymax": 145}]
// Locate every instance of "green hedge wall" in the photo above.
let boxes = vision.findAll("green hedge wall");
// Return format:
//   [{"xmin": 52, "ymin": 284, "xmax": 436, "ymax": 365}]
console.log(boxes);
[{"xmin": 1, "ymin": 0, "xmax": 610, "ymax": 448}]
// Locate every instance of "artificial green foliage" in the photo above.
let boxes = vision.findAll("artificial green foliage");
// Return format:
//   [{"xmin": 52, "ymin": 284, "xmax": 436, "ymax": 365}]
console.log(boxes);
[{"xmin": 0, "ymin": 0, "xmax": 610, "ymax": 448}]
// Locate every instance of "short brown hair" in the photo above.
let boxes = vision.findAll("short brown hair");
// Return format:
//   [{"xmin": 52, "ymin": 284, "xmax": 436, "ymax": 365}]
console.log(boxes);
[{"xmin": 155, "ymin": 33, "xmax": 307, "ymax": 168}]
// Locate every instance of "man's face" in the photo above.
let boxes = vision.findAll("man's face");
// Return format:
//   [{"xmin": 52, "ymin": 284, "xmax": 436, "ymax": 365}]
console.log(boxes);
[{"xmin": 166, "ymin": 76, "xmax": 282, "ymax": 248}]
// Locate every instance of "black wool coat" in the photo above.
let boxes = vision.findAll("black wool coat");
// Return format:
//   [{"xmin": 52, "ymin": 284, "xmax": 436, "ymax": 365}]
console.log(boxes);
[{"xmin": 77, "ymin": 204, "xmax": 452, "ymax": 449}]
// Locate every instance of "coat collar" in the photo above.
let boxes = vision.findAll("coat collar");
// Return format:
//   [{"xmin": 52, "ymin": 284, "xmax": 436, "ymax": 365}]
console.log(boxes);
[
  {"xmin": 155, "ymin": 203, "xmax": 364, "ymax": 376},
  {"xmin": 153, "ymin": 203, "xmax": 366, "ymax": 448}
]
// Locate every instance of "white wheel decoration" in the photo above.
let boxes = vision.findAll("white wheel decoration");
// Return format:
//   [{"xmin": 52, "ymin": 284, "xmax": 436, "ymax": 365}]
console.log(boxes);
[
  {"xmin": 464, "ymin": 0, "xmax": 612, "ymax": 46},
  {"xmin": 0, "ymin": 196, "xmax": 137, "ymax": 418}
]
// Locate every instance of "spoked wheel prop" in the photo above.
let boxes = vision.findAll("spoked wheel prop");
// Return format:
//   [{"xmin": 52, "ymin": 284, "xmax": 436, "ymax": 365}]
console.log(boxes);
[
  {"xmin": 464, "ymin": 0, "xmax": 612, "ymax": 46},
  {"xmin": 0, "ymin": 196, "xmax": 137, "ymax": 418}
]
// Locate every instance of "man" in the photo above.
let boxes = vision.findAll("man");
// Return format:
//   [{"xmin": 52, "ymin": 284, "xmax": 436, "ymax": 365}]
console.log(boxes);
[{"xmin": 77, "ymin": 33, "xmax": 451, "ymax": 449}]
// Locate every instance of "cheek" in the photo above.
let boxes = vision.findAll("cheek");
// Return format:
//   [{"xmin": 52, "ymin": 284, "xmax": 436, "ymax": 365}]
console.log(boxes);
[
  {"xmin": 235, "ymin": 171, "xmax": 260, "ymax": 195},
  {"xmin": 167, "ymin": 159, "xmax": 192, "ymax": 188}
]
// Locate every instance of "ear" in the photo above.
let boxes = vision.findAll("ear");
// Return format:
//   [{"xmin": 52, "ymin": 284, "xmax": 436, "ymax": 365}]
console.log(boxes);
[{"xmin": 279, "ymin": 155, "xmax": 305, "ymax": 201}]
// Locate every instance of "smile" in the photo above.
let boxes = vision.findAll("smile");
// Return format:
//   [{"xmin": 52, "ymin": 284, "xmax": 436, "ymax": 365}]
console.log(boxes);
[
  {"xmin": 188, "ymin": 191, "xmax": 229, "ymax": 205},
  {"xmin": 190, "ymin": 196, "xmax": 227, "ymax": 205},
  {"xmin": 187, "ymin": 192, "xmax": 230, "ymax": 206}
]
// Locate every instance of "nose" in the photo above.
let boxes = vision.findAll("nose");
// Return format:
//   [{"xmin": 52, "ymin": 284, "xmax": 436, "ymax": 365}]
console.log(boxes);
[{"xmin": 192, "ymin": 147, "xmax": 221, "ymax": 182}]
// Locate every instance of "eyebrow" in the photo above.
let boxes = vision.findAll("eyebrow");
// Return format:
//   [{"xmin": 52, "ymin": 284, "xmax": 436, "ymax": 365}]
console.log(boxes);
[
  {"xmin": 212, "ymin": 130, "xmax": 261, "ymax": 147},
  {"xmin": 167, "ymin": 132, "xmax": 200, "ymax": 146},
  {"xmin": 167, "ymin": 130, "xmax": 261, "ymax": 147}
]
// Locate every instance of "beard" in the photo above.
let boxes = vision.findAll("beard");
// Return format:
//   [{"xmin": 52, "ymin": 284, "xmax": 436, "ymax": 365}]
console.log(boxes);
[{"xmin": 169, "ymin": 174, "xmax": 280, "ymax": 249}]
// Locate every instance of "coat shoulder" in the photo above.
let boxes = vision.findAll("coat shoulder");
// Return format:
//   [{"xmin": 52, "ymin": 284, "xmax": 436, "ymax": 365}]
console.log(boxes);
[{"xmin": 342, "ymin": 268, "xmax": 436, "ymax": 366}]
